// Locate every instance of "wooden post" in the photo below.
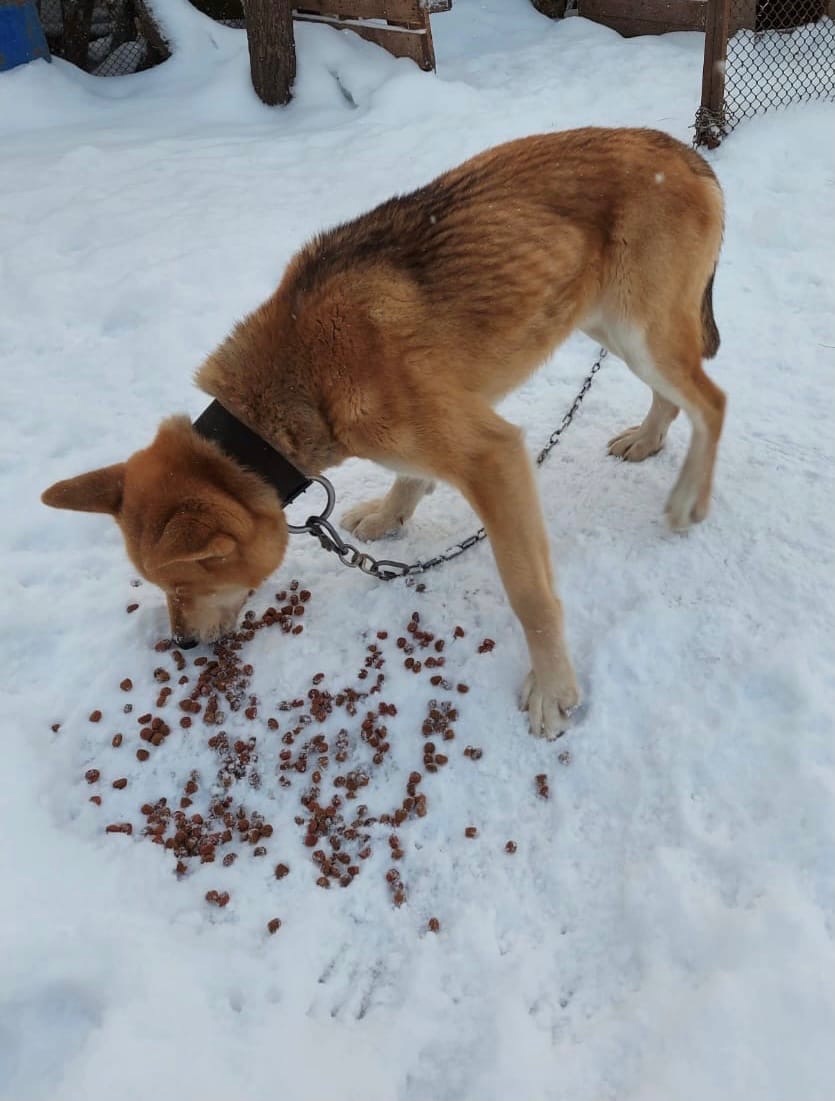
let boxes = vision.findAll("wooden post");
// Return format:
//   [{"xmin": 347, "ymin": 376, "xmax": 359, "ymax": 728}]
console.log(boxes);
[
  {"xmin": 244, "ymin": 0, "xmax": 296, "ymax": 106},
  {"xmin": 697, "ymin": 0, "xmax": 731, "ymax": 145}
]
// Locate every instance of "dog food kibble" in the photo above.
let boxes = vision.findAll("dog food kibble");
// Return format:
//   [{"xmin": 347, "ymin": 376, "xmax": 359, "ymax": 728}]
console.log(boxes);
[
  {"xmin": 463, "ymin": 746, "xmax": 483, "ymax": 760},
  {"xmin": 85, "ymin": 769, "xmax": 100, "ymax": 784},
  {"xmin": 535, "ymin": 774, "xmax": 550, "ymax": 799},
  {"xmin": 205, "ymin": 890, "xmax": 230, "ymax": 907},
  {"xmin": 505, "ymin": 840, "xmax": 518, "ymax": 854},
  {"xmin": 428, "ymin": 917, "xmax": 441, "ymax": 933},
  {"xmin": 89, "ymin": 795, "xmax": 102, "ymax": 806},
  {"xmin": 89, "ymin": 710, "xmax": 102, "ymax": 723},
  {"xmin": 126, "ymin": 603, "xmax": 139, "ymax": 614},
  {"xmin": 69, "ymin": 598, "xmax": 493, "ymax": 921},
  {"xmin": 51, "ymin": 723, "xmax": 61, "ymax": 733},
  {"xmin": 478, "ymin": 638, "xmax": 496, "ymax": 653}
]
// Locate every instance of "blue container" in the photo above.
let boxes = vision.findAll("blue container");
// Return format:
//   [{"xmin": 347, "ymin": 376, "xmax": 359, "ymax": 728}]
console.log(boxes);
[{"xmin": 0, "ymin": 0, "xmax": 50, "ymax": 73}]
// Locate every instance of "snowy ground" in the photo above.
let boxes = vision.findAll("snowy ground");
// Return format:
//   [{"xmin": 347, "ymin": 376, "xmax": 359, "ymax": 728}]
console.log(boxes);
[{"xmin": 1, "ymin": 2, "xmax": 834, "ymax": 1099}]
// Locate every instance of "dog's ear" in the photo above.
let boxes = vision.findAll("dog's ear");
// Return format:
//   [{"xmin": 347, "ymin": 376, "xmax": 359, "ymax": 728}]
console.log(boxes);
[
  {"xmin": 152, "ymin": 514, "xmax": 237, "ymax": 570},
  {"xmin": 41, "ymin": 463, "xmax": 126, "ymax": 515}
]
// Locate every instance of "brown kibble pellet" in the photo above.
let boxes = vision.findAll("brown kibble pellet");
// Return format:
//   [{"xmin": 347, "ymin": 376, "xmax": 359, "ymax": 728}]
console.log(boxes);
[
  {"xmin": 51, "ymin": 722, "xmax": 61, "ymax": 733},
  {"xmin": 123, "ymin": 704, "xmax": 133, "ymax": 714},
  {"xmin": 154, "ymin": 640, "xmax": 171, "ymax": 652},
  {"xmin": 316, "ymin": 876, "xmax": 330, "ymax": 889},
  {"xmin": 505, "ymin": 840, "xmax": 518, "ymax": 854},
  {"xmin": 223, "ymin": 853, "xmax": 237, "ymax": 867},
  {"xmin": 465, "ymin": 826, "xmax": 478, "ymax": 839},
  {"xmin": 84, "ymin": 769, "xmax": 100, "ymax": 784},
  {"xmin": 119, "ymin": 679, "xmax": 133, "ymax": 692},
  {"xmin": 112, "ymin": 778, "xmax": 128, "ymax": 790},
  {"xmin": 136, "ymin": 748, "xmax": 150, "ymax": 762},
  {"xmin": 180, "ymin": 717, "xmax": 192, "ymax": 729},
  {"xmin": 428, "ymin": 917, "xmax": 440, "ymax": 933},
  {"xmin": 89, "ymin": 795, "xmax": 102, "ymax": 806},
  {"xmin": 89, "ymin": 710, "xmax": 102, "ymax": 723},
  {"xmin": 267, "ymin": 918, "xmax": 282, "ymax": 935},
  {"xmin": 126, "ymin": 603, "xmax": 139, "ymax": 614},
  {"xmin": 457, "ymin": 683, "xmax": 469, "ymax": 694},
  {"xmin": 106, "ymin": 822, "xmax": 133, "ymax": 835},
  {"xmin": 111, "ymin": 734, "xmax": 123, "ymax": 748},
  {"xmin": 267, "ymin": 718, "xmax": 279, "ymax": 731},
  {"xmin": 274, "ymin": 863, "xmax": 290, "ymax": 879},
  {"xmin": 453, "ymin": 626, "xmax": 465, "ymax": 638}
]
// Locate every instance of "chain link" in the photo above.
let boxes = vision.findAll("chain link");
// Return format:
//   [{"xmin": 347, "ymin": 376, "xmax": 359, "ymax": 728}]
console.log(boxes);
[{"xmin": 295, "ymin": 347, "xmax": 607, "ymax": 581}]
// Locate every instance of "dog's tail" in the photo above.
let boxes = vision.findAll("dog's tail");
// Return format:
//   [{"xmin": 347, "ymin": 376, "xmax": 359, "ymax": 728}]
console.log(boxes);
[{"xmin": 701, "ymin": 270, "xmax": 720, "ymax": 359}]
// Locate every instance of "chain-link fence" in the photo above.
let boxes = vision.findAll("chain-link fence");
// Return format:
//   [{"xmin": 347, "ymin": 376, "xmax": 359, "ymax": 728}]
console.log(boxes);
[
  {"xmin": 36, "ymin": 0, "xmax": 169, "ymax": 76},
  {"xmin": 697, "ymin": 0, "xmax": 835, "ymax": 144}
]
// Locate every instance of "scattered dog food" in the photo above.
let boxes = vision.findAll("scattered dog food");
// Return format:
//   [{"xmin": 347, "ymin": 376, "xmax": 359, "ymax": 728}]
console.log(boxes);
[
  {"xmin": 505, "ymin": 840, "xmax": 517, "ymax": 854},
  {"xmin": 428, "ymin": 917, "xmax": 440, "ymax": 933},
  {"xmin": 63, "ymin": 587, "xmax": 556, "ymax": 930},
  {"xmin": 535, "ymin": 773, "xmax": 550, "ymax": 800}
]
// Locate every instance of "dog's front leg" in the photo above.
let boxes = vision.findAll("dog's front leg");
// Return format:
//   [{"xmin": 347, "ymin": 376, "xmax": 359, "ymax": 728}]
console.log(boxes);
[{"xmin": 450, "ymin": 407, "xmax": 580, "ymax": 738}]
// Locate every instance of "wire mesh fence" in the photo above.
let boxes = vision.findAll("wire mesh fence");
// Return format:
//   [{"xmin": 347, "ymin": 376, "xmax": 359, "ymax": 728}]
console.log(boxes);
[
  {"xmin": 37, "ymin": 0, "xmax": 169, "ymax": 76},
  {"xmin": 697, "ymin": 0, "xmax": 835, "ymax": 144}
]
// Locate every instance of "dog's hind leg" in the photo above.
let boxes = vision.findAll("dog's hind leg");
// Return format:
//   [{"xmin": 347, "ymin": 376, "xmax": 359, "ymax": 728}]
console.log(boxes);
[
  {"xmin": 341, "ymin": 475, "xmax": 434, "ymax": 542},
  {"xmin": 608, "ymin": 391, "xmax": 679, "ymax": 461},
  {"xmin": 611, "ymin": 320, "xmax": 725, "ymax": 529}
]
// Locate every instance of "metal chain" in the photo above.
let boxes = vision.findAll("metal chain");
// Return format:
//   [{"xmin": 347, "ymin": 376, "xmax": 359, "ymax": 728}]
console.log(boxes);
[{"xmin": 296, "ymin": 347, "xmax": 608, "ymax": 581}]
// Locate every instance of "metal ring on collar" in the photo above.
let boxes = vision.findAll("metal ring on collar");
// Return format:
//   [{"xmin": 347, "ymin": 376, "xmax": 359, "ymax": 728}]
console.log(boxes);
[{"xmin": 285, "ymin": 475, "xmax": 336, "ymax": 534}]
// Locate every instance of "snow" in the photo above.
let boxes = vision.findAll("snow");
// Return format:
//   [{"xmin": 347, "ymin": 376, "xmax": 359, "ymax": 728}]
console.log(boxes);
[{"xmin": 1, "ymin": 2, "xmax": 834, "ymax": 1099}]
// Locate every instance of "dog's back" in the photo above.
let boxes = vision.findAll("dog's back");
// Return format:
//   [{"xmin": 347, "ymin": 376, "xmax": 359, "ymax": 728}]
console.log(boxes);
[{"xmin": 277, "ymin": 128, "xmax": 723, "ymax": 404}]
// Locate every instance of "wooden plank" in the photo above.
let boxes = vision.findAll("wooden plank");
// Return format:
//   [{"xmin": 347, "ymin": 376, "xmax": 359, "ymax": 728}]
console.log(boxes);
[
  {"xmin": 293, "ymin": 6, "xmax": 436, "ymax": 69},
  {"xmin": 293, "ymin": 0, "xmax": 425, "ymax": 22},
  {"xmin": 728, "ymin": 0, "xmax": 756, "ymax": 34},
  {"xmin": 579, "ymin": 0, "xmax": 707, "ymax": 34},
  {"xmin": 344, "ymin": 20, "xmax": 435, "ymax": 68}
]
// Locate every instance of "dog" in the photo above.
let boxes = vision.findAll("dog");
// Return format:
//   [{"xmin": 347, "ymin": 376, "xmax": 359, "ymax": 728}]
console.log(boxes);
[{"xmin": 42, "ymin": 127, "xmax": 725, "ymax": 739}]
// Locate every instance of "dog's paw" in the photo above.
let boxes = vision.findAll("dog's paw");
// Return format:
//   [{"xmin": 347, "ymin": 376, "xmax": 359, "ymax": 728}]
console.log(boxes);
[
  {"xmin": 521, "ymin": 670, "xmax": 580, "ymax": 740},
  {"xmin": 341, "ymin": 498, "xmax": 400, "ymax": 542},
  {"xmin": 607, "ymin": 425, "xmax": 664, "ymax": 462},
  {"xmin": 664, "ymin": 479, "xmax": 707, "ymax": 532}
]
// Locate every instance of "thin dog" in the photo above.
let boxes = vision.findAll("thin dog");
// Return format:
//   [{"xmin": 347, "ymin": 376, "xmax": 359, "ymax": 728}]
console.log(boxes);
[{"xmin": 42, "ymin": 127, "xmax": 726, "ymax": 738}]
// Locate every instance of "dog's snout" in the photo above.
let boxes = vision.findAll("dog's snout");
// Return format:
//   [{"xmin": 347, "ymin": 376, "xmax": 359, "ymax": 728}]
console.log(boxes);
[{"xmin": 174, "ymin": 635, "xmax": 199, "ymax": 650}]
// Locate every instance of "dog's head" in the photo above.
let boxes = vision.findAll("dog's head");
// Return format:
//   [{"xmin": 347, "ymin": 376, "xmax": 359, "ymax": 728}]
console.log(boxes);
[{"xmin": 41, "ymin": 416, "xmax": 288, "ymax": 646}]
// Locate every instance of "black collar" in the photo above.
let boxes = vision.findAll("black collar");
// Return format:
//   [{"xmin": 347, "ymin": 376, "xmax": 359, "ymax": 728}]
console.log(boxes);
[{"xmin": 193, "ymin": 400, "xmax": 311, "ymax": 506}]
